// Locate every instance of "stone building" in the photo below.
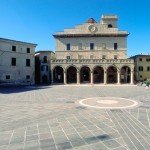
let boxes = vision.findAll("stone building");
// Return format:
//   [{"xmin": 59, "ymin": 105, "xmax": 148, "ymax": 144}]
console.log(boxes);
[
  {"xmin": 130, "ymin": 54, "xmax": 150, "ymax": 81},
  {"xmin": 0, "ymin": 38, "xmax": 37, "ymax": 85},
  {"xmin": 35, "ymin": 51, "xmax": 55, "ymax": 84},
  {"xmin": 51, "ymin": 15, "xmax": 134, "ymax": 84}
]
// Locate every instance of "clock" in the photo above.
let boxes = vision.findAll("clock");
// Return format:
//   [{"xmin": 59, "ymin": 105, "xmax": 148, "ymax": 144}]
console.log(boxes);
[{"xmin": 88, "ymin": 25, "xmax": 97, "ymax": 33}]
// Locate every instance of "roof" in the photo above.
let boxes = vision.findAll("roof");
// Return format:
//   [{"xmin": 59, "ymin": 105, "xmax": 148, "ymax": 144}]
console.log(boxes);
[
  {"xmin": 86, "ymin": 18, "xmax": 97, "ymax": 23},
  {"xmin": 35, "ymin": 50, "xmax": 55, "ymax": 54},
  {"xmin": 0, "ymin": 37, "xmax": 37, "ymax": 46},
  {"xmin": 53, "ymin": 33, "xmax": 129, "ymax": 38},
  {"xmin": 130, "ymin": 54, "xmax": 150, "ymax": 59},
  {"xmin": 102, "ymin": 15, "xmax": 118, "ymax": 20}
]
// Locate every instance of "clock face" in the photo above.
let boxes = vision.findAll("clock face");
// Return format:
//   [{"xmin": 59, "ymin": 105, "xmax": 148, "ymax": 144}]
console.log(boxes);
[{"xmin": 88, "ymin": 25, "xmax": 97, "ymax": 33}]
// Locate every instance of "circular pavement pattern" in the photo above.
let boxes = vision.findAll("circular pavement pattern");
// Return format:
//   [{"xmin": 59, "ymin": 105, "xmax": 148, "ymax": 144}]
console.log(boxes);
[{"xmin": 78, "ymin": 97, "xmax": 139, "ymax": 109}]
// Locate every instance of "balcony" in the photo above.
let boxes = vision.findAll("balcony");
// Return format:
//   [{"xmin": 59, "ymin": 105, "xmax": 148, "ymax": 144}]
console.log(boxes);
[{"xmin": 51, "ymin": 59, "xmax": 134, "ymax": 64}]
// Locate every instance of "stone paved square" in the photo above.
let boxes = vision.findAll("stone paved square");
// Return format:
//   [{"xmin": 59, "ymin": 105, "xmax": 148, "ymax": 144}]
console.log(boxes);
[{"xmin": 0, "ymin": 85, "xmax": 150, "ymax": 149}]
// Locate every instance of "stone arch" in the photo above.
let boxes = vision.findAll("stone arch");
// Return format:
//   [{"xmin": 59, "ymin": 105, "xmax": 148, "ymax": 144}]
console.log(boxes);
[
  {"xmin": 93, "ymin": 66, "xmax": 104, "ymax": 83},
  {"xmin": 66, "ymin": 66, "xmax": 77, "ymax": 84},
  {"xmin": 107, "ymin": 66, "xmax": 117, "ymax": 84},
  {"xmin": 80, "ymin": 66, "xmax": 91, "ymax": 83},
  {"xmin": 120, "ymin": 66, "xmax": 131, "ymax": 84},
  {"xmin": 53, "ymin": 66, "xmax": 64, "ymax": 83}
]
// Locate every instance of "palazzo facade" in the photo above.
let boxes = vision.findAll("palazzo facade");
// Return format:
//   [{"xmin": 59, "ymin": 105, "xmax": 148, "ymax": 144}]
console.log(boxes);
[{"xmin": 51, "ymin": 15, "xmax": 134, "ymax": 84}]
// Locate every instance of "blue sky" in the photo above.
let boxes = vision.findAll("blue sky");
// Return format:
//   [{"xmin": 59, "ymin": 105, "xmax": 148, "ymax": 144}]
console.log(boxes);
[{"xmin": 0, "ymin": 0, "xmax": 150, "ymax": 56}]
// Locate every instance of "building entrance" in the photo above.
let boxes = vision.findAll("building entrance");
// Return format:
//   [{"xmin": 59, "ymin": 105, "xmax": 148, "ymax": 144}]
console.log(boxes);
[
  {"xmin": 80, "ymin": 66, "xmax": 90, "ymax": 83},
  {"xmin": 67, "ymin": 66, "xmax": 77, "ymax": 83},
  {"xmin": 53, "ymin": 66, "xmax": 64, "ymax": 83}
]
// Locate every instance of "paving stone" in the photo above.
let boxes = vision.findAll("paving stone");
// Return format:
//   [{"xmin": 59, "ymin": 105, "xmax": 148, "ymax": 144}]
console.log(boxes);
[
  {"xmin": 40, "ymin": 138, "xmax": 55, "ymax": 149},
  {"xmin": 70, "ymin": 139, "xmax": 86, "ymax": 147},
  {"xmin": 8, "ymin": 142, "xmax": 24, "ymax": 150},
  {"xmin": 24, "ymin": 140, "xmax": 39, "ymax": 150},
  {"xmin": 89, "ymin": 142, "xmax": 109, "ymax": 150},
  {"xmin": 26, "ymin": 134, "xmax": 39, "ymax": 141},
  {"xmin": 0, "ymin": 85, "xmax": 150, "ymax": 149},
  {"xmin": 103, "ymin": 139, "xmax": 121, "ymax": 149},
  {"xmin": 56, "ymin": 141, "xmax": 72, "ymax": 150}
]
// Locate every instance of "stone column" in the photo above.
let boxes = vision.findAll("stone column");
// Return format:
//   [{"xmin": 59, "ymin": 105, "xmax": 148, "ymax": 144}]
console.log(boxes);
[
  {"xmin": 64, "ymin": 71, "xmax": 67, "ymax": 84},
  {"xmin": 104, "ymin": 69, "xmax": 107, "ymax": 84},
  {"xmin": 91, "ymin": 71, "xmax": 93, "ymax": 85},
  {"xmin": 77, "ymin": 71, "xmax": 80, "ymax": 84},
  {"xmin": 130, "ymin": 70, "xmax": 134, "ymax": 84},
  {"xmin": 117, "ymin": 70, "xmax": 121, "ymax": 84}
]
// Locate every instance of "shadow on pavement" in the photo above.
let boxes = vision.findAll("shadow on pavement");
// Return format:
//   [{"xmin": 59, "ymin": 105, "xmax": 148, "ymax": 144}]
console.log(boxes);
[{"xmin": 0, "ymin": 85, "xmax": 52, "ymax": 94}]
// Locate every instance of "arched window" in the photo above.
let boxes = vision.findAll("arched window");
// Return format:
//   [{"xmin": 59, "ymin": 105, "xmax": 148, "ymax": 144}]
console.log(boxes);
[{"xmin": 108, "ymin": 24, "xmax": 113, "ymax": 28}]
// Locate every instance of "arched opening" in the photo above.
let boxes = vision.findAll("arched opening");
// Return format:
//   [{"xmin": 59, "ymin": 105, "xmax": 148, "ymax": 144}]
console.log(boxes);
[
  {"xmin": 93, "ymin": 66, "xmax": 104, "ymax": 83},
  {"xmin": 108, "ymin": 24, "xmax": 113, "ymax": 28},
  {"xmin": 67, "ymin": 66, "xmax": 77, "ymax": 83},
  {"xmin": 121, "ymin": 66, "xmax": 131, "ymax": 84},
  {"xmin": 80, "ymin": 66, "xmax": 90, "ymax": 83},
  {"xmin": 107, "ymin": 66, "xmax": 117, "ymax": 84},
  {"xmin": 53, "ymin": 66, "xmax": 64, "ymax": 83}
]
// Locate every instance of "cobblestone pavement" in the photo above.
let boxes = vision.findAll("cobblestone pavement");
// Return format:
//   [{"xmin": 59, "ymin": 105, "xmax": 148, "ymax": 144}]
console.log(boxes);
[{"xmin": 0, "ymin": 85, "xmax": 150, "ymax": 150}]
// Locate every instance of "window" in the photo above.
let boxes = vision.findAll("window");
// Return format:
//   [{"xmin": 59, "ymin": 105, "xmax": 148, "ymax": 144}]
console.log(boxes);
[
  {"xmin": 66, "ymin": 56, "xmax": 71, "ymax": 60},
  {"xmin": 78, "ymin": 55, "xmax": 83, "ymax": 59},
  {"xmin": 139, "ymin": 58, "xmax": 142, "ymax": 61},
  {"xmin": 27, "ymin": 48, "xmax": 30, "ymax": 53},
  {"xmin": 114, "ymin": 43, "xmax": 118, "ymax": 50},
  {"xmin": 102, "ymin": 55, "xmax": 106, "ymax": 59},
  {"xmin": 12, "ymin": 46, "xmax": 16, "ymax": 51},
  {"xmin": 46, "ymin": 66, "xmax": 48, "ymax": 71},
  {"xmin": 90, "ymin": 43, "xmax": 94, "ymax": 50},
  {"xmin": 139, "ymin": 66, "xmax": 143, "ymax": 71},
  {"xmin": 102, "ymin": 43, "xmax": 106, "ymax": 49},
  {"xmin": 147, "ymin": 66, "xmax": 150, "ymax": 71},
  {"xmin": 146, "ymin": 58, "xmax": 150, "ymax": 62},
  {"xmin": 78, "ymin": 43, "xmax": 82, "ymax": 50},
  {"xmin": 41, "ymin": 66, "xmax": 44, "ymax": 71},
  {"xmin": 66, "ymin": 43, "xmax": 70, "ymax": 50},
  {"xmin": 6, "ymin": 75, "xmax": 10, "ymax": 80},
  {"xmin": 108, "ymin": 24, "xmax": 113, "ymax": 28},
  {"xmin": 11, "ymin": 58, "xmax": 16, "ymax": 66},
  {"xmin": 43, "ymin": 56, "xmax": 47, "ymax": 63},
  {"xmin": 114, "ymin": 55, "xmax": 118, "ymax": 59},
  {"xmin": 26, "ymin": 75, "xmax": 30, "ymax": 79},
  {"xmin": 26, "ymin": 59, "xmax": 30, "ymax": 67},
  {"xmin": 90, "ymin": 55, "xmax": 93, "ymax": 59},
  {"xmin": 140, "ymin": 75, "xmax": 142, "ymax": 78}
]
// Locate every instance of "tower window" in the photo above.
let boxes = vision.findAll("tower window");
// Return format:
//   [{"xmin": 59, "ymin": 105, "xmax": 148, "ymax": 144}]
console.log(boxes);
[
  {"xmin": 147, "ymin": 66, "xmax": 150, "ymax": 71},
  {"xmin": 114, "ymin": 43, "xmax": 118, "ymax": 50},
  {"xmin": 90, "ymin": 43, "xmax": 94, "ymax": 50},
  {"xmin": 66, "ymin": 43, "xmax": 70, "ymax": 50},
  {"xmin": 139, "ymin": 58, "xmax": 142, "ymax": 61},
  {"xmin": 108, "ymin": 24, "xmax": 113, "ymax": 28}
]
